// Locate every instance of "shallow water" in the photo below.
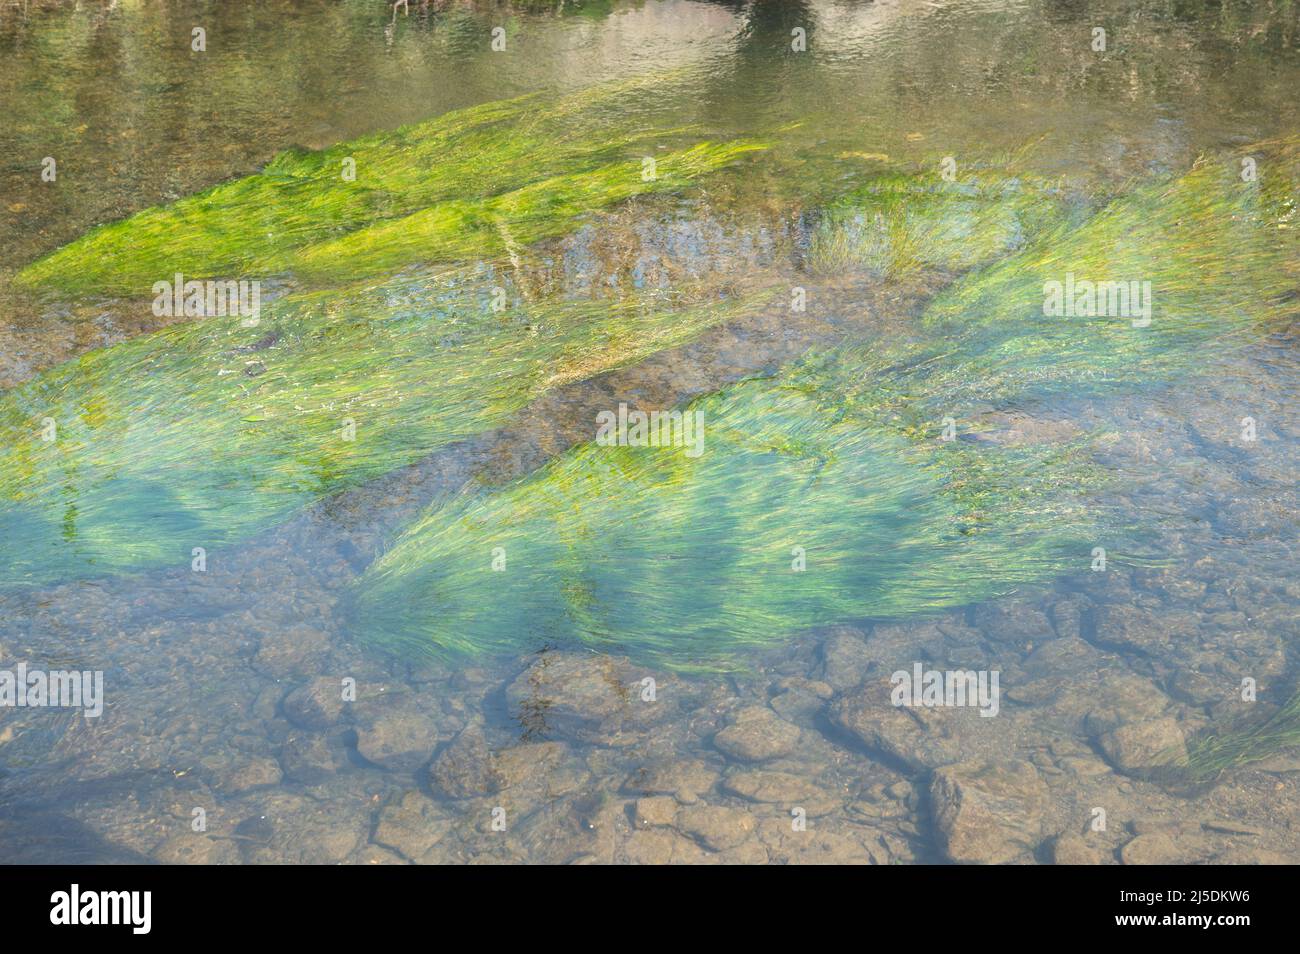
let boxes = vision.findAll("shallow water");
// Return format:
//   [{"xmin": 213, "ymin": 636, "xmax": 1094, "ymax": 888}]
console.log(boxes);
[{"xmin": 1, "ymin": 0, "xmax": 1298, "ymax": 864}]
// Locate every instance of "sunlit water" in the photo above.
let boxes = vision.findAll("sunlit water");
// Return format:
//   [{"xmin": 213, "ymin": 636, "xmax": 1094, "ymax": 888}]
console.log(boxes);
[{"xmin": 1, "ymin": 0, "xmax": 1297, "ymax": 864}]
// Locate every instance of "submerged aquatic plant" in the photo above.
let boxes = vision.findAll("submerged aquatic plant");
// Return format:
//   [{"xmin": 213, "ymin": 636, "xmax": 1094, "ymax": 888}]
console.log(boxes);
[
  {"xmin": 817, "ymin": 140, "xmax": 1300, "ymax": 434},
  {"xmin": 353, "ymin": 359, "xmax": 1107, "ymax": 669},
  {"xmin": 0, "ymin": 130, "xmax": 1074, "ymax": 592},
  {"xmin": 806, "ymin": 164, "xmax": 1065, "ymax": 280},
  {"xmin": 1179, "ymin": 691, "xmax": 1300, "ymax": 783},
  {"xmin": 925, "ymin": 140, "xmax": 1300, "ymax": 345},
  {"xmin": 0, "ymin": 270, "xmax": 773, "ymax": 588},
  {"xmin": 1, "ymin": 75, "xmax": 786, "ymax": 588},
  {"xmin": 350, "ymin": 139, "xmax": 1300, "ymax": 669},
  {"xmin": 15, "ymin": 74, "xmax": 759, "ymax": 295},
  {"xmin": 285, "ymin": 141, "xmax": 765, "ymax": 284}
]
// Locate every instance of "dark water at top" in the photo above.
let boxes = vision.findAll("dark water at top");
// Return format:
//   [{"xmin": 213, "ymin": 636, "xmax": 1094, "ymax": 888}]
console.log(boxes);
[{"xmin": 0, "ymin": 0, "xmax": 1297, "ymax": 864}]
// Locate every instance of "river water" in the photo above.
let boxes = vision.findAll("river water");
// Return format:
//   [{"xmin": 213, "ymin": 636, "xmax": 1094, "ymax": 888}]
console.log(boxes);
[{"xmin": 1, "ymin": 0, "xmax": 1298, "ymax": 864}]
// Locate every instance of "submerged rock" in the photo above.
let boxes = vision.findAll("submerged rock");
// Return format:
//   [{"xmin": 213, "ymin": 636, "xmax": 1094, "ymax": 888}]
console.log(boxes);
[
  {"xmin": 632, "ymin": 796, "xmax": 679, "ymax": 829},
  {"xmin": 233, "ymin": 792, "xmax": 369, "ymax": 865},
  {"xmin": 252, "ymin": 624, "xmax": 332, "ymax": 679},
  {"xmin": 282, "ymin": 677, "xmax": 348, "ymax": 730},
  {"xmin": 829, "ymin": 676, "xmax": 994, "ymax": 771},
  {"xmin": 1048, "ymin": 832, "xmax": 1108, "ymax": 865},
  {"xmin": 354, "ymin": 704, "xmax": 443, "ymax": 773},
  {"xmin": 426, "ymin": 723, "xmax": 573, "ymax": 800},
  {"xmin": 818, "ymin": 626, "xmax": 874, "ymax": 690},
  {"xmin": 973, "ymin": 600, "xmax": 1054, "ymax": 647},
  {"xmin": 713, "ymin": 706, "xmax": 802, "ymax": 763},
  {"xmin": 1087, "ymin": 714, "xmax": 1187, "ymax": 778},
  {"xmin": 492, "ymin": 741, "xmax": 573, "ymax": 791},
  {"xmin": 151, "ymin": 833, "xmax": 241, "ymax": 865},
  {"xmin": 930, "ymin": 759, "xmax": 1048, "ymax": 864},
  {"xmin": 769, "ymin": 677, "xmax": 835, "ymax": 722},
  {"xmin": 1120, "ymin": 832, "xmax": 1214, "ymax": 865},
  {"xmin": 1091, "ymin": 605, "xmax": 1200, "ymax": 656},
  {"xmin": 623, "ymin": 759, "xmax": 720, "ymax": 804},
  {"xmin": 622, "ymin": 828, "xmax": 711, "ymax": 865},
  {"xmin": 212, "ymin": 756, "xmax": 283, "ymax": 796},
  {"xmin": 428, "ymin": 725, "xmax": 503, "ymax": 799},
  {"xmin": 372, "ymin": 792, "xmax": 449, "ymax": 863},
  {"xmin": 505, "ymin": 652, "xmax": 663, "ymax": 745},
  {"xmin": 676, "ymin": 804, "xmax": 757, "ymax": 851},
  {"xmin": 722, "ymin": 770, "xmax": 841, "ymax": 816},
  {"xmin": 278, "ymin": 732, "xmax": 349, "ymax": 785}
]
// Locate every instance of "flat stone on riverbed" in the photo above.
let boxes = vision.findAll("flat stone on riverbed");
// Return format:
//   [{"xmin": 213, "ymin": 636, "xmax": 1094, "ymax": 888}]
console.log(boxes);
[
  {"xmin": 151, "ymin": 833, "xmax": 241, "ymax": 865},
  {"xmin": 354, "ymin": 705, "xmax": 443, "ymax": 772},
  {"xmin": 830, "ymin": 677, "xmax": 991, "ymax": 771},
  {"xmin": 282, "ymin": 677, "xmax": 347, "ymax": 730},
  {"xmin": 713, "ymin": 706, "xmax": 801, "ymax": 762},
  {"xmin": 633, "ymin": 796, "xmax": 679, "ymax": 829},
  {"xmin": 676, "ymin": 804, "xmax": 757, "ymax": 851},
  {"xmin": 930, "ymin": 759, "xmax": 1048, "ymax": 864},
  {"xmin": 506, "ymin": 652, "xmax": 665, "ymax": 744},
  {"xmin": 373, "ymin": 791, "xmax": 449, "ymax": 863},
  {"xmin": 1087, "ymin": 714, "xmax": 1187, "ymax": 777},
  {"xmin": 1121, "ymin": 832, "xmax": 1215, "ymax": 865},
  {"xmin": 818, "ymin": 625, "xmax": 873, "ymax": 690},
  {"xmin": 722, "ymin": 770, "xmax": 841, "ymax": 816},
  {"xmin": 213, "ymin": 755, "xmax": 282, "ymax": 795},
  {"xmin": 428, "ymin": 725, "xmax": 573, "ymax": 799},
  {"xmin": 252, "ymin": 624, "xmax": 331, "ymax": 679},
  {"xmin": 428, "ymin": 725, "xmax": 502, "ymax": 798},
  {"xmin": 623, "ymin": 759, "xmax": 720, "ymax": 803}
]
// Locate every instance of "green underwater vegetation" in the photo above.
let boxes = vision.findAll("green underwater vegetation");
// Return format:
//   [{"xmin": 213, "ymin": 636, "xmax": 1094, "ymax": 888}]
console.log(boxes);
[
  {"xmin": 5, "ymin": 51, "xmax": 1299, "ymax": 773},
  {"xmin": 0, "ymin": 73, "xmax": 786, "ymax": 588},
  {"xmin": 920, "ymin": 141, "xmax": 1299, "ymax": 378},
  {"xmin": 350, "ymin": 138, "xmax": 1300, "ymax": 672},
  {"xmin": 285, "ymin": 140, "xmax": 764, "ymax": 284},
  {"xmin": 805, "ymin": 163, "xmax": 1065, "ymax": 280},
  {"xmin": 815, "ymin": 139, "xmax": 1300, "ymax": 435},
  {"xmin": 14, "ymin": 74, "xmax": 760, "ymax": 296},
  {"xmin": 0, "ymin": 103, "xmax": 1063, "ymax": 592},
  {"xmin": 352, "ymin": 358, "xmax": 1109, "ymax": 670},
  {"xmin": 0, "ymin": 273, "xmax": 772, "ymax": 588},
  {"xmin": 1180, "ymin": 691, "xmax": 1300, "ymax": 784}
]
